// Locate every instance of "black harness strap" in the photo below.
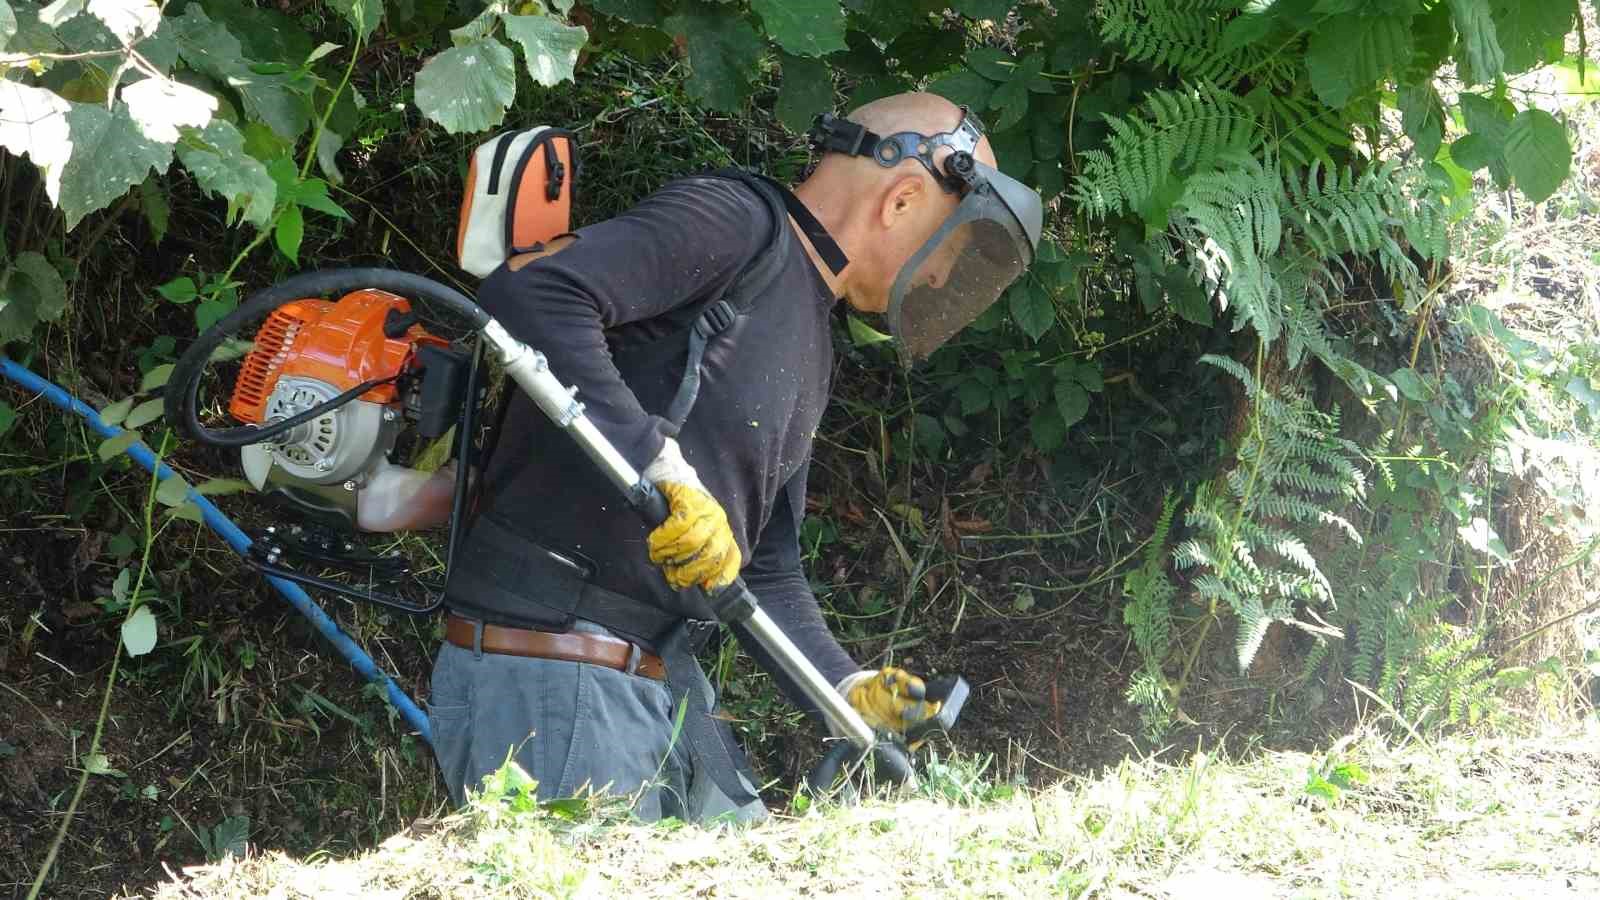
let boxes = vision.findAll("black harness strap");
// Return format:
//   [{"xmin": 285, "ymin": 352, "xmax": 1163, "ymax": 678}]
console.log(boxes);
[{"xmin": 663, "ymin": 172, "xmax": 846, "ymax": 429}]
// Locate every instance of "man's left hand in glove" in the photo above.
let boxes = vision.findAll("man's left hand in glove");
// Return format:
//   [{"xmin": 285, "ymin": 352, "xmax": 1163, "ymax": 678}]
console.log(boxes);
[{"xmin": 837, "ymin": 667, "xmax": 943, "ymax": 734}]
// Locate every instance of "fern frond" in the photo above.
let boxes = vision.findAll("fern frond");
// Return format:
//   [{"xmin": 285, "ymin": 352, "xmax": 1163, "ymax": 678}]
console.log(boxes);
[
  {"xmin": 1072, "ymin": 83, "xmax": 1261, "ymax": 219},
  {"xmin": 1099, "ymin": 0, "xmax": 1297, "ymax": 89}
]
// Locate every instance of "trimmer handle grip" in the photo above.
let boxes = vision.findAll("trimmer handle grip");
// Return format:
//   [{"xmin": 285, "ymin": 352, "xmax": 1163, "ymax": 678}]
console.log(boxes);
[
  {"xmin": 906, "ymin": 675, "xmax": 971, "ymax": 744},
  {"xmin": 805, "ymin": 738, "xmax": 916, "ymax": 793}
]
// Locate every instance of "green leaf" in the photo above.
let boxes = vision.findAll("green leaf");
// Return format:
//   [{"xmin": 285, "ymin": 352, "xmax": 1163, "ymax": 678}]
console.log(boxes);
[
  {"xmin": 847, "ymin": 315, "xmax": 892, "ymax": 347},
  {"xmin": 175, "ymin": 120, "xmax": 277, "ymax": 228},
  {"xmin": 1459, "ymin": 517, "xmax": 1511, "ymax": 563},
  {"xmin": 1164, "ymin": 271, "xmax": 1212, "ymax": 326},
  {"xmin": 1449, "ymin": 134, "xmax": 1498, "ymax": 172},
  {"xmin": 950, "ymin": 0, "xmax": 1012, "ymax": 22},
  {"xmin": 139, "ymin": 177, "xmax": 169, "ymax": 243},
  {"xmin": 100, "ymin": 397, "xmax": 135, "ymax": 428},
  {"xmin": 140, "ymin": 363, "xmax": 174, "ymax": 392},
  {"xmin": 155, "ymin": 276, "xmax": 197, "ymax": 304},
  {"xmin": 124, "ymin": 398, "xmax": 165, "ymax": 430},
  {"xmin": 1389, "ymin": 367, "xmax": 1432, "ymax": 402},
  {"xmin": 1008, "ymin": 281, "xmax": 1054, "ymax": 340},
  {"xmin": 1448, "ymin": 0, "xmax": 1504, "ymax": 85},
  {"xmin": 1459, "ymin": 92, "xmax": 1514, "ymax": 145},
  {"xmin": 0, "ymin": 251, "xmax": 69, "ymax": 343},
  {"xmin": 777, "ymin": 52, "xmax": 834, "ymax": 133},
  {"xmin": 121, "ymin": 606, "xmax": 158, "ymax": 657},
  {"xmin": 414, "ymin": 38, "xmax": 518, "ymax": 134},
  {"xmin": 927, "ymin": 69, "xmax": 995, "ymax": 111},
  {"xmin": 664, "ymin": 4, "xmax": 765, "ymax": 112},
  {"xmin": 886, "ymin": 27, "xmax": 966, "ymax": 78},
  {"xmin": 1220, "ymin": 12, "xmax": 1273, "ymax": 53},
  {"xmin": 0, "ymin": 1, "xmax": 16, "ymax": 53},
  {"xmin": 589, "ymin": 0, "xmax": 662, "ymax": 25},
  {"xmin": 122, "ymin": 75, "xmax": 219, "ymax": 144},
  {"xmin": 1491, "ymin": 0, "xmax": 1577, "ymax": 75},
  {"xmin": 171, "ymin": 6, "xmax": 312, "ymax": 142},
  {"xmin": 989, "ymin": 76, "xmax": 1030, "ymax": 132},
  {"xmin": 1028, "ymin": 407, "xmax": 1066, "ymax": 452},
  {"xmin": 83, "ymin": 752, "xmax": 127, "ymax": 777},
  {"xmin": 752, "ymin": 0, "xmax": 846, "ymax": 58},
  {"xmin": 0, "ymin": 399, "xmax": 14, "ymax": 438},
  {"xmin": 97, "ymin": 429, "xmax": 138, "ymax": 461},
  {"xmin": 957, "ymin": 379, "xmax": 990, "ymax": 415},
  {"xmin": 502, "ymin": 14, "xmax": 589, "ymax": 87},
  {"xmin": 1055, "ymin": 380, "xmax": 1090, "ymax": 429},
  {"xmin": 1399, "ymin": 83, "xmax": 1445, "ymax": 161},
  {"xmin": 1072, "ymin": 363, "xmax": 1103, "ymax": 393},
  {"xmin": 1504, "ymin": 109, "xmax": 1571, "ymax": 203},
  {"xmin": 168, "ymin": 501, "xmax": 204, "ymax": 523},
  {"xmin": 275, "ymin": 203, "xmax": 304, "ymax": 263},
  {"xmin": 113, "ymin": 567, "xmax": 130, "ymax": 602},
  {"xmin": 56, "ymin": 101, "xmax": 173, "ymax": 230},
  {"xmin": 1305, "ymin": 14, "xmax": 1412, "ymax": 108},
  {"xmin": 328, "ymin": 0, "xmax": 382, "ymax": 40},
  {"xmin": 156, "ymin": 473, "xmax": 192, "ymax": 508},
  {"xmin": 195, "ymin": 296, "xmax": 235, "ymax": 333},
  {"xmin": 966, "ymin": 47, "xmax": 1013, "ymax": 82},
  {"xmin": 194, "ymin": 478, "xmax": 253, "ymax": 496}
]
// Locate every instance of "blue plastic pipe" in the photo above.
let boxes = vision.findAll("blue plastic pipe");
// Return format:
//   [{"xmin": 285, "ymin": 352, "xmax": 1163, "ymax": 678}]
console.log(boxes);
[{"xmin": 0, "ymin": 356, "xmax": 433, "ymax": 745}]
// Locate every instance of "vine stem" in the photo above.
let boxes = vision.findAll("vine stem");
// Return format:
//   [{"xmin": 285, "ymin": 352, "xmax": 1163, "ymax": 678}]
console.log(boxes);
[
  {"xmin": 204, "ymin": 32, "xmax": 364, "ymax": 306},
  {"xmin": 301, "ymin": 35, "xmax": 364, "ymax": 181},
  {"xmin": 27, "ymin": 432, "xmax": 170, "ymax": 900}
]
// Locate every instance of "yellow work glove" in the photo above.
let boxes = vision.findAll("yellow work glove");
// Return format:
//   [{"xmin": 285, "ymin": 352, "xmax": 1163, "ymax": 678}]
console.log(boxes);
[
  {"xmin": 837, "ymin": 667, "xmax": 943, "ymax": 734},
  {"xmin": 643, "ymin": 438, "xmax": 740, "ymax": 591},
  {"xmin": 647, "ymin": 480, "xmax": 742, "ymax": 590}
]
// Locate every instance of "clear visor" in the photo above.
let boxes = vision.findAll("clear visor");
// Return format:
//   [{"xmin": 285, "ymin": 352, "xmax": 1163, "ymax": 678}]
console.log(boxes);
[{"xmin": 888, "ymin": 215, "xmax": 1027, "ymax": 361}]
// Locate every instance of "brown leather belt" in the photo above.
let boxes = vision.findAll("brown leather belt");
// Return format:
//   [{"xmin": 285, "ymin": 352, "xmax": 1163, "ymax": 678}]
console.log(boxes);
[{"xmin": 445, "ymin": 615, "xmax": 666, "ymax": 681}]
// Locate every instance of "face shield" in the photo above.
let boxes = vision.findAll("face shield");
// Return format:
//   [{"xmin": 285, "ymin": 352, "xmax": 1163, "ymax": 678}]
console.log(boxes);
[
  {"xmin": 888, "ymin": 161, "xmax": 1040, "ymax": 361},
  {"xmin": 810, "ymin": 107, "xmax": 1044, "ymax": 363}
]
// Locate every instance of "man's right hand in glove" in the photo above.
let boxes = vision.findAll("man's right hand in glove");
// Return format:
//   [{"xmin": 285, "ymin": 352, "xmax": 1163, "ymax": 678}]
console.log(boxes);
[{"xmin": 644, "ymin": 438, "xmax": 741, "ymax": 591}]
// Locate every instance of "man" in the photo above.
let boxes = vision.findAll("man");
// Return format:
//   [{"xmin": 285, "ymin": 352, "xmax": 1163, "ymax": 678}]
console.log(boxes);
[{"xmin": 429, "ymin": 92, "xmax": 1041, "ymax": 822}]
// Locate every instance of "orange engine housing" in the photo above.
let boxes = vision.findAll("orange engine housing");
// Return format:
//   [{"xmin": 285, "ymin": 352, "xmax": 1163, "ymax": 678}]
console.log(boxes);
[{"xmin": 229, "ymin": 290, "xmax": 445, "ymax": 424}]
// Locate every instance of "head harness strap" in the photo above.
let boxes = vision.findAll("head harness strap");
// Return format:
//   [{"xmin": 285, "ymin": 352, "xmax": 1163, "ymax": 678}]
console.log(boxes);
[{"xmin": 808, "ymin": 107, "xmax": 988, "ymax": 195}]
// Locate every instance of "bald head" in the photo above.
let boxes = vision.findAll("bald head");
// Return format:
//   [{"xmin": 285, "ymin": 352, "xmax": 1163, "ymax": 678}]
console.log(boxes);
[
  {"xmin": 811, "ymin": 92, "xmax": 999, "ymax": 183},
  {"xmin": 791, "ymin": 91, "xmax": 998, "ymax": 315}
]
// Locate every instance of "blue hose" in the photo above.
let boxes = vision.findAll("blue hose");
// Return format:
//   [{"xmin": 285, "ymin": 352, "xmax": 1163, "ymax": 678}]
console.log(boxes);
[{"xmin": 0, "ymin": 356, "xmax": 433, "ymax": 745}]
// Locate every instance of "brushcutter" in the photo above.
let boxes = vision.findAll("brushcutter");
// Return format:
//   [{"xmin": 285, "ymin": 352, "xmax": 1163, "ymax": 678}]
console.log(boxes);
[{"xmin": 161, "ymin": 268, "xmax": 968, "ymax": 791}]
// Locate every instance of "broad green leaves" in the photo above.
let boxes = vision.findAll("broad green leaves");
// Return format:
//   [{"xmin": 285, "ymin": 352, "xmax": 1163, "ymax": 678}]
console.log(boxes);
[
  {"xmin": 122, "ymin": 605, "xmax": 158, "ymax": 656},
  {"xmin": 121, "ymin": 75, "xmax": 217, "ymax": 144},
  {"xmin": 1503, "ymin": 110, "xmax": 1572, "ymax": 204},
  {"xmin": 175, "ymin": 120, "xmax": 276, "ymax": 228},
  {"xmin": 1453, "ymin": 94, "xmax": 1572, "ymax": 202},
  {"xmin": 751, "ymin": 0, "xmax": 846, "ymax": 58},
  {"xmin": 502, "ymin": 14, "xmax": 588, "ymax": 86},
  {"xmin": 1306, "ymin": 13, "xmax": 1412, "ymax": 108},
  {"xmin": 0, "ymin": 1, "xmax": 16, "ymax": 52},
  {"xmin": 58, "ymin": 102, "xmax": 172, "ymax": 229},
  {"xmin": 1448, "ymin": 0, "xmax": 1503, "ymax": 86},
  {"xmin": 664, "ymin": 5, "xmax": 766, "ymax": 111},
  {"xmin": 777, "ymin": 52, "xmax": 834, "ymax": 133},
  {"xmin": 0, "ymin": 252, "xmax": 68, "ymax": 344},
  {"xmin": 328, "ymin": 0, "xmax": 382, "ymax": 40},
  {"xmin": 413, "ymin": 7, "xmax": 589, "ymax": 132},
  {"xmin": 0, "ymin": 81, "xmax": 72, "ymax": 204},
  {"xmin": 414, "ymin": 39, "xmax": 517, "ymax": 134}
]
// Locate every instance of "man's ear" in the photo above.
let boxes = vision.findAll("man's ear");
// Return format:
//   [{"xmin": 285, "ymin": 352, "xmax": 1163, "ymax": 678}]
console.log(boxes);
[{"xmin": 878, "ymin": 174, "xmax": 926, "ymax": 229}]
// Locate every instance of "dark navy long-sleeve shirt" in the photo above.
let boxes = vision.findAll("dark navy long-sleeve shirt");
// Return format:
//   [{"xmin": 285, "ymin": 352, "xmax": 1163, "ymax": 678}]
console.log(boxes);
[{"xmin": 448, "ymin": 174, "xmax": 860, "ymax": 711}]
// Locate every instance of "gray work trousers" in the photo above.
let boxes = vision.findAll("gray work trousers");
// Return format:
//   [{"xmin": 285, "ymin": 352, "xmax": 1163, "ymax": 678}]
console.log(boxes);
[{"xmin": 426, "ymin": 620, "xmax": 768, "ymax": 824}]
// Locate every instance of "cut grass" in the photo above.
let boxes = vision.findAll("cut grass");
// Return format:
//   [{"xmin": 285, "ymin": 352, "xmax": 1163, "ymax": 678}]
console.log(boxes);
[{"xmin": 143, "ymin": 722, "xmax": 1598, "ymax": 899}]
